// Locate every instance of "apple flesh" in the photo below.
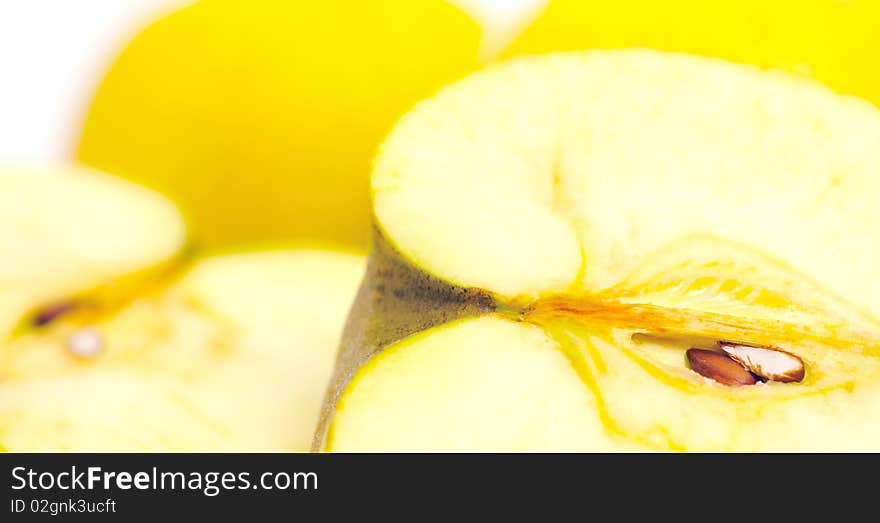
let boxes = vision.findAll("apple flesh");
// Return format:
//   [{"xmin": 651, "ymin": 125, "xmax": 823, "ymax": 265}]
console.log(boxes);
[
  {"xmin": 0, "ymin": 167, "xmax": 185, "ymax": 339},
  {"xmin": 319, "ymin": 50, "xmax": 880, "ymax": 451},
  {"xmin": 0, "ymin": 250, "xmax": 363, "ymax": 451},
  {"xmin": 0, "ymin": 167, "xmax": 365, "ymax": 451}
]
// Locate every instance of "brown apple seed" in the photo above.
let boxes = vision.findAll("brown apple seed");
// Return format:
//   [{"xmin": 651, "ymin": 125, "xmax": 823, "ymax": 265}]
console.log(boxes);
[{"xmin": 686, "ymin": 348, "xmax": 757, "ymax": 386}]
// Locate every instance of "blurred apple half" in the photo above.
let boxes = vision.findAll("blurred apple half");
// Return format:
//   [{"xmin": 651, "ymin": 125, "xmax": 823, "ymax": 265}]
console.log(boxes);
[{"xmin": 0, "ymin": 167, "xmax": 363, "ymax": 451}]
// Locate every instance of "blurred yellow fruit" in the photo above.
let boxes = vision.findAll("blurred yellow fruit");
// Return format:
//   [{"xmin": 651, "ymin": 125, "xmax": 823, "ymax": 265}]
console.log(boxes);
[
  {"xmin": 507, "ymin": 0, "xmax": 880, "ymax": 106},
  {"xmin": 1, "ymin": 249, "xmax": 365, "ymax": 452},
  {"xmin": 77, "ymin": 0, "xmax": 482, "ymax": 251},
  {"xmin": 0, "ymin": 167, "xmax": 185, "ymax": 340},
  {"xmin": 0, "ymin": 166, "xmax": 366, "ymax": 451}
]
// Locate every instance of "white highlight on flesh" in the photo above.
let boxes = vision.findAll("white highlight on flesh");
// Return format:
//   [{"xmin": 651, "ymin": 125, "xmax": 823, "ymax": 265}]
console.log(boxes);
[{"xmin": 66, "ymin": 327, "xmax": 104, "ymax": 358}]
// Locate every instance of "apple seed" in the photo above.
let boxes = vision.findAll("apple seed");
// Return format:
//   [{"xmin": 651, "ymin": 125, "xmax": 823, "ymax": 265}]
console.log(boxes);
[
  {"xmin": 686, "ymin": 348, "xmax": 757, "ymax": 386},
  {"xmin": 719, "ymin": 342, "xmax": 805, "ymax": 383}
]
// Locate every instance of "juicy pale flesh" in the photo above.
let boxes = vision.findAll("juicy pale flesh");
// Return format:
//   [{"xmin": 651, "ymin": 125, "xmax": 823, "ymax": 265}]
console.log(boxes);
[
  {"xmin": 77, "ymin": 0, "xmax": 482, "ymax": 250},
  {"xmin": 0, "ymin": 167, "xmax": 185, "ymax": 339},
  {"xmin": 329, "ymin": 50, "xmax": 880, "ymax": 451},
  {"xmin": 0, "ymin": 168, "xmax": 365, "ymax": 451},
  {"xmin": 0, "ymin": 250, "xmax": 364, "ymax": 451}
]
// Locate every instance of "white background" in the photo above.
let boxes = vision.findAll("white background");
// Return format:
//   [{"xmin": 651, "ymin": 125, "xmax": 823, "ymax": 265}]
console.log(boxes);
[{"xmin": 0, "ymin": 0, "xmax": 543, "ymax": 164}]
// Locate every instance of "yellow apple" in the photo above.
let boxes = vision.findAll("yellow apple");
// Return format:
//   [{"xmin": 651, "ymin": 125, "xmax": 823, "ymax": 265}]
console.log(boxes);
[{"xmin": 77, "ymin": 0, "xmax": 483, "ymax": 250}]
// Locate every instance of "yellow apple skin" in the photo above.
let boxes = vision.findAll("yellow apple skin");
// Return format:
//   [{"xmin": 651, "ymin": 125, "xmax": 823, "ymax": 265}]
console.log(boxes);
[
  {"xmin": 507, "ymin": 0, "xmax": 880, "ymax": 107},
  {"xmin": 77, "ymin": 0, "xmax": 482, "ymax": 250}
]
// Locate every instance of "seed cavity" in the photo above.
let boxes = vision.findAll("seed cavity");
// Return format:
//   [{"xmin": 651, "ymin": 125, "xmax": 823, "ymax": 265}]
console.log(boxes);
[
  {"xmin": 32, "ymin": 301, "xmax": 79, "ymax": 327},
  {"xmin": 686, "ymin": 342, "xmax": 806, "ymax": 386},
  {"xmin": 719, "ymin": 342, "xmax": 805, "ymax": 383}
]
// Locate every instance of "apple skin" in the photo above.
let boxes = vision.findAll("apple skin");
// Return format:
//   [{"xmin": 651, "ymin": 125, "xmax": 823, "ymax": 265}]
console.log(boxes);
[
  {"xmin": 505, "ymin": 0, "xmax": 880, "ymax": 107},
  {"xmin": 314, "ymin": 229, "xmax": 495, "ymax": 448},
  {"xmin": 77, "ymin": 0, "xmax": 482, "ymax": 251}
]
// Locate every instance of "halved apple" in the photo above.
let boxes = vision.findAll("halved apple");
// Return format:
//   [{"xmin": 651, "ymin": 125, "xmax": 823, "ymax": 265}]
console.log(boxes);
[
  {"xmin": 0, "ymin": 168, "xmax": 364, "ymax": 451},
  {"xmin": 319, "ymin": 50, "xmax": 880, "ymax": 451},
  {"xmin": 0, "ymin": 167, "xmax": 184, "ymax": 339}
]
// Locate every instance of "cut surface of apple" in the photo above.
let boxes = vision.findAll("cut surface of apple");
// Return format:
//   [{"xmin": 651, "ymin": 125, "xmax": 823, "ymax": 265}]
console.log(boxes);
[
  {"xmin": 320, "ymin": 50, "xmax": 880, "ymax": 451},
  {"xmin": 0, "ymin": 168, "xmax": 365, "ymax": 451},
  {"xmin": 0, "ymin": 249, "xmax": 364, "ymax": 451},
  {"xmin": 0, "ymin": 167, "xmax": 185, "ymax": 339}
]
